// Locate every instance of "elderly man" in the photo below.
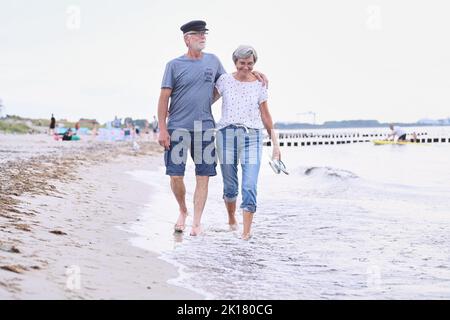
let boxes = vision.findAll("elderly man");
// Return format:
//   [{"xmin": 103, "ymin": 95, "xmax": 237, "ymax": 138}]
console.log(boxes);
[{"xmin": 158, "ymin": 20, "xmax": 266, "ymax": 236}]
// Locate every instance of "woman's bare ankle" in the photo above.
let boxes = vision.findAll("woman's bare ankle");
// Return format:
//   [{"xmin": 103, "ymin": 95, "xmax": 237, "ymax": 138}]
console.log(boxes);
[
  {"xmin": 241, "ymin": 233, "xmax": 252, "ymax": 241},
  {"xmin": 190, "ymin": 224, "xmax": 202, "ymax": 236},
  {"xmin": 228, "ymin": 213, "xmax": 237, "ymax": 225}
]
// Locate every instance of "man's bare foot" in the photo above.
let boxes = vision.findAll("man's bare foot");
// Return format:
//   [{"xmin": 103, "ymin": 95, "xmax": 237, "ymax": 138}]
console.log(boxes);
[
  {"xmin": 190, "ymin": 224, "xmax": 202, "ymax": 236},
  {"xmin": 174, "ymin": 211, "xmax": 188, "ymax": 233},
  {"xmin": 229, "ymin": 222, "xmax": 239, "ymax": 231}
]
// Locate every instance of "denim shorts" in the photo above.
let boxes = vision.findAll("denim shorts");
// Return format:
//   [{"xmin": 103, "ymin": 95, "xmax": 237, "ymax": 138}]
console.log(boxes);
[{"xmin": 164, "ymin": 129, "xmax": 217, "ymax": 177}]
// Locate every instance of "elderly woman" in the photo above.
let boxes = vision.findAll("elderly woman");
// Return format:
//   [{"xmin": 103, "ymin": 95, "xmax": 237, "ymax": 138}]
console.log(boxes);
[{"xmin": 214, "ymin": 45, "xmax": 280, "ymax": 240}]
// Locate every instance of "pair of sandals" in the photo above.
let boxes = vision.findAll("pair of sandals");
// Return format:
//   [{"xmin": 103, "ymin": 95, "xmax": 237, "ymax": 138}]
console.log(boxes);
[{"xmin": 269, "ymin": 158, "xmax": 289, "ymax": 175}]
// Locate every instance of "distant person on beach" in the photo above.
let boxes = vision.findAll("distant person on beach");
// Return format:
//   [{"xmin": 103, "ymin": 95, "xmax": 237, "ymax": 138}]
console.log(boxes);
[
  {"xmin": 49, "ymin": 114, "xmax": 56, "ymax": 135},
  {"xmin": 151, "ymin": 116, "xmax": 159, "ymax": 141},
  {"xmin": 124, "ymin": 122, "xmax": 132, "ymax": 141},
  {"xmin": 142, "ymin": 120, "xmax": 150, "ymax": 141},
  {"xmin": 62, "ymin": 128, "xmax": 73, "ymax": 141},
  {"xmin": 214, "ymin": 45, "xmax": 280, "ymax": 240},
  {"xmin": 157, "ymin": 20, "xmax": 268, "ymax": 236},
  {"xmin": 387, "ymin": 124, "xmax": 407, "ymax": 141},
  {"xmin": 92, "ymin": 124, "xmax": 98, "ymax": 138},
  {"xmin": 113, "ymin": 116, "xmax": 121, "ymax": 129}
]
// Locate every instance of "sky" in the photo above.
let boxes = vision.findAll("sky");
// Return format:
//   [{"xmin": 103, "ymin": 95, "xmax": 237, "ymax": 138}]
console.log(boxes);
[{"xmin": 1, "ymin": 0, "xmax": 449, "ymax": 124}]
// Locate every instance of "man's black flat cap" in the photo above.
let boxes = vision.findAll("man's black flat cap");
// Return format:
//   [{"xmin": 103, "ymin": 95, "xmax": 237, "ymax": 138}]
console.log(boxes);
[{"xmin": 180, "ymin": 20, "xmax": 209, "ymax": 34}]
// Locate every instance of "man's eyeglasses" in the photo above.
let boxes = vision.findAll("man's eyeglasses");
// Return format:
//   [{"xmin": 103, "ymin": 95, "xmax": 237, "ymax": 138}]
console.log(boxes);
[{"xmin": 185, "ymin": 31, "xmax": 208, "ymax": 37}]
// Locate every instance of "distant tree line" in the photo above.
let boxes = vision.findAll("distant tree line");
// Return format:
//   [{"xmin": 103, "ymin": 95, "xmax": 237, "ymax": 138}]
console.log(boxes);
[{"xmin": 275, "ymin": 119, "xmax": 450, "ymax": 130}]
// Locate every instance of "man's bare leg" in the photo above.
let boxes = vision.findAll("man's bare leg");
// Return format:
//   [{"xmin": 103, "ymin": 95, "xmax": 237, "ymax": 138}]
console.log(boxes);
[
  {"xmin": 191, "ymin": 176, "xmax": 209, "ymax": 236},
  {"xmin": 170, "ymin": 176, "xmax": 188, "ymax": 232}
]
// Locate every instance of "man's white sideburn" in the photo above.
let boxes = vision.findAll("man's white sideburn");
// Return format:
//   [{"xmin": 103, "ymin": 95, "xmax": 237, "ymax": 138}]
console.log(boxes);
[{"xmin": 184, "ymin": 34, "xmax": 205, "ymax": 51}]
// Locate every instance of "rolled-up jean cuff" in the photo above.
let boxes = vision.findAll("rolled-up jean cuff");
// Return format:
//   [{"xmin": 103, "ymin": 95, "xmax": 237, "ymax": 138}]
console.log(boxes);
[
  {"xmin": 223, "ymin": 195, "xmax": 238, "ymax": 203},
  {"xmin": 241, "ymin": 205, "xmax": 257, "ymax": 213}
]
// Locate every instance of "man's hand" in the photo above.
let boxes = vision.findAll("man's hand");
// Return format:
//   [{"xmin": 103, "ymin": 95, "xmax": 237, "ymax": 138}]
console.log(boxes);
[
  {"xmin": 157, "ymin": 88, "xmax": 172, "ymax": 150},
  {"xmin": 158, "ymin": 128, "xmax": 171, "ymax": 150},
  {"xmin": 212, "ymin": 87, "xmax": 221, "ymax": 105},
  {"xmin": 252, "ymin": 71, "xmax": 269, "ymax": 88}
]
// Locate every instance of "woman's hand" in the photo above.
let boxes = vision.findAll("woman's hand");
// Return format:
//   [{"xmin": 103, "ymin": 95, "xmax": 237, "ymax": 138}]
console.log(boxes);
[{"xmin": 272, "ymin": 146, "xmax": 281, "ymax": 161}]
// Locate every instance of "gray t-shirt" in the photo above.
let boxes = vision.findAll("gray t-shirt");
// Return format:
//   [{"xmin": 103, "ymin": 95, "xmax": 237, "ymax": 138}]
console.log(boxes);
[{"xmin": 162, "ymin": 53, "xmax": 226, "ymax": 131}]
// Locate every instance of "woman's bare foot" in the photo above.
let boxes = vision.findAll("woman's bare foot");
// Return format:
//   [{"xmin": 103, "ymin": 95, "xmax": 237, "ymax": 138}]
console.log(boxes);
[
  {"xmin": 228, "ymin": 213, "xmax": 238, "ymax": 231},
  {"xmin": 190, "ymin": 224, "xmax": 202, "ymax": 236},
  {"xmin": 174, "ymin": 211, "xmax": 188, "ymax": 233},
  {"xmin": 225, "ymin": 202, "xmax": 238, "ymax": 231},
  {"xmin": 241, "ymin": 233, "xmax": 252, "ymax": 241}
]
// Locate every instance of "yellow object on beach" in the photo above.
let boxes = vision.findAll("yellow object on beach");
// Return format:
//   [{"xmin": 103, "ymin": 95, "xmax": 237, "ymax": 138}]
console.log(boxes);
[{"xmin": 372, "ymin": 140, "xmax": 424, "ymax": 146}]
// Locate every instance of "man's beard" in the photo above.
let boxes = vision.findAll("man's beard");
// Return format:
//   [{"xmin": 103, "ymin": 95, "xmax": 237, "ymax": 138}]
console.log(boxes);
[{"xmin": 193, "ymin": 42, "xmax": 206, "ymax": 51}]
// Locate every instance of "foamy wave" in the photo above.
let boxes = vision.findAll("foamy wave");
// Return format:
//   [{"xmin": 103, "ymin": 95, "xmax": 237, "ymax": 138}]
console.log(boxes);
[{"xmin": 303, "ymin": 166, "xmax": 359, "ymax": 179}]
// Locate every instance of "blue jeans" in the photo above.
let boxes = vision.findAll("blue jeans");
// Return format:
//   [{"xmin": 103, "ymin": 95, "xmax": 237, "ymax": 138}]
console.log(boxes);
[{"xmin": 216, "ymin": 125, "xmax": 263, "ymax": 213}]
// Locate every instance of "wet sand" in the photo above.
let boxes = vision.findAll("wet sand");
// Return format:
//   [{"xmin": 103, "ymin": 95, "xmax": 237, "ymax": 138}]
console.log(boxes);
[{"xmin": 0, "ymin": 134, "xmax": 202, "ymax": 299}]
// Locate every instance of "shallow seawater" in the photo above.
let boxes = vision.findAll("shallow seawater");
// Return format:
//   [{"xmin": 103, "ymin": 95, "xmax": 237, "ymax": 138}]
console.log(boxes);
[{"xmin": 128, "ymin": 133, "xmax": 450, "ymax": 299}]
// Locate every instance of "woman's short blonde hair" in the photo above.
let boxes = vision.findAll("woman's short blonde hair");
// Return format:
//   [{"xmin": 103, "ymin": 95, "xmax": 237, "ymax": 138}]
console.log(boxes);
[{"xmin": 232, "ymin": 45, "xmax": 258, "ymax": 64}]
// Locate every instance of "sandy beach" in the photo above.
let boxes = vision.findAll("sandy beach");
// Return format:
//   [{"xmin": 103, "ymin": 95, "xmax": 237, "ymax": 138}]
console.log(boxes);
[
  {"xmin": 0, "ymin": 134, "xmax": 202, "ymax": 299},
  {"xmin": 2, "ymin": 129, "xmax": 450, "ymax": 300}
]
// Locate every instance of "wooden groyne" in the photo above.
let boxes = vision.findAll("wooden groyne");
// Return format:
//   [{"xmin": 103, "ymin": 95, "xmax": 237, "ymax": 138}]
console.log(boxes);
[{"xmin": 264, "ymin": 128, "xmax": 450, "ymax": 147}]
